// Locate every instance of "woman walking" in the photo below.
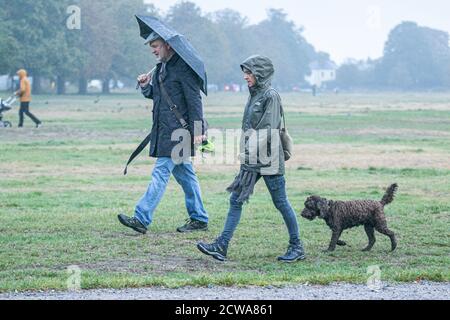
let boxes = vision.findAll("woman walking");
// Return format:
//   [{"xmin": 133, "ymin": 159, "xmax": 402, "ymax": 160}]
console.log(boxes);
[{"xmin": 196, "ymin": 55, "xmax": 305, "ymax": 262}]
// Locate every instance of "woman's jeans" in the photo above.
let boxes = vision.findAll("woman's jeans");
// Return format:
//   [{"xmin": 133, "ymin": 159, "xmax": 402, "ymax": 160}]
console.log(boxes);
[
  {"xmin": 220, "ymin": 174, "xmax": 301, "ymax": 246},
  {"xmin": 134, "ymin": 157, "xmax": 208, "ymax": 227}
]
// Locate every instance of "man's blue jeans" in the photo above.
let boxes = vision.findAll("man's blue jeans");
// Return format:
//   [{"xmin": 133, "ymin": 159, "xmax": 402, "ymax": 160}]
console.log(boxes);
[
  {"xmin": 134, "ymin": 157, "xmax": 208, "ymax": 227},
  {"xmin": 220, "ymin": 174, "xmax": 300, "ymax": 246}
]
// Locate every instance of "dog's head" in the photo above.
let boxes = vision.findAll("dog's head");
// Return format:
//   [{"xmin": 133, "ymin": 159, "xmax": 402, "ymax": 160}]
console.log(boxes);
[{"xmin": 301, "ymin": 196, "xmax": 330, "ymax": 220}]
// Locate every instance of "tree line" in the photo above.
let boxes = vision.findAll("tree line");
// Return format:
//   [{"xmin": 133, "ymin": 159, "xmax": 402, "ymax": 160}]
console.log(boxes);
[
  {"xmin": 0, "ymin": 0, "xmax": 324, "ymax": 94},
  {"xmin": 1, "ymin": 1, "xmax": 449, "ymax": 94},
  {"xmin": 334, "ymin": 21, "xmax": 450, "ymax": 91}
]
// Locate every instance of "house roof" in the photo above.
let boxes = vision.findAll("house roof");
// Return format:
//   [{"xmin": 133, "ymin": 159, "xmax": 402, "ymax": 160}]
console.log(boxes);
[{"xmin": 310, "ymin": 61, "xmax": 337, "ymax": 70}]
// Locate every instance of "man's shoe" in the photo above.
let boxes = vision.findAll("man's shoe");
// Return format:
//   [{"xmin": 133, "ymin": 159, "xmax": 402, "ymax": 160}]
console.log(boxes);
[
  {"xmin": 117, "ymin": 214, "xmax": 147, "ymax": 234},
  {"xmin": 36, "ymin": 122, "xmax": 42, "ymax": 128},
  {"xmin": 277, "ymin": 244, "xmax": 306, "ymax": 263},
  {"xmin": 197, "ymin": 238, "xmax": 228, "ymax": 262},
  {"xmin": 177, "ymin": 219, "xmax": 208, "ymax": 233}
]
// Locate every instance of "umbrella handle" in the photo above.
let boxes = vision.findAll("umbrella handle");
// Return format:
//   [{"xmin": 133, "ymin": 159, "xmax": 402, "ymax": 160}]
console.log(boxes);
[{"xmin": 136, "ymin": 67, "xmax": 157, "ymax": 90}]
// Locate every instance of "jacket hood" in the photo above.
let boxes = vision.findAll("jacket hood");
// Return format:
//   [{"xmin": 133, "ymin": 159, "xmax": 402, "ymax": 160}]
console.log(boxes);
[
  {"xmin": 17, "ymin": 69, "xmax": 27, "ymax": 78},
  {"xmin": 240, "ymin": 55, "xmax": 274, "ymax": 91}
]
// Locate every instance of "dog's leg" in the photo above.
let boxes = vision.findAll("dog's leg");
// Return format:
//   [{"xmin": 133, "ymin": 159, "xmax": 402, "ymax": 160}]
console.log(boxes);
[
  {"xmin": 362, "ymin": 224, "xmax": 376, "ymax": 251},
  {"xmin": 376, "ymin": 226, "xmax": 397, "ymax": 251},
  {"xmin": 325, "ymin": 229, "xmax": 342, "ymax": 252},
  {"xmin": 374, "ymin": 216, "xmax": 397, "ymax": 251}
]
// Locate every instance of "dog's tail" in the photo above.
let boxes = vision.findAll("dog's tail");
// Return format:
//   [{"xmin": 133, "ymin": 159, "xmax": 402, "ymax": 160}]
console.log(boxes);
[{"xmin": 380, "ymin": 183, "xmax": 398, "ymax": 206}]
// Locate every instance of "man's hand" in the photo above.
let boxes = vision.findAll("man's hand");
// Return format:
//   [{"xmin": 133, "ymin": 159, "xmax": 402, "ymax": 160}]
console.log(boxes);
[
  {"xmin": 137, "ymin": 73, "xmax": 151, "ymax": 87},
  {"xmin": 194, "ymin": 135, "xmax": 207, "ymax": 144}
]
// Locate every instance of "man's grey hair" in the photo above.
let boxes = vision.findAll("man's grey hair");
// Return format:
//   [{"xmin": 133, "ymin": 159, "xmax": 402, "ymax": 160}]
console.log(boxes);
[{"xmin": 144, "ymin": 31, "xmax": 163, "ymax": 45}]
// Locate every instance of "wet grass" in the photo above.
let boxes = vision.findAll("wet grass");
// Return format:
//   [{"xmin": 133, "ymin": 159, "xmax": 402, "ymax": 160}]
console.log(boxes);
[{"xmin": 0, "ymin": 92, "xmax": 449, "ymax": 291}]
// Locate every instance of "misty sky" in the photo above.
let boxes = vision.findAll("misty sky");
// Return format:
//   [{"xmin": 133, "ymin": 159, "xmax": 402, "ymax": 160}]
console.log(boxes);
[{"xmin": 145, "ymin": 0, "xmax": 450, "ymax": 64}]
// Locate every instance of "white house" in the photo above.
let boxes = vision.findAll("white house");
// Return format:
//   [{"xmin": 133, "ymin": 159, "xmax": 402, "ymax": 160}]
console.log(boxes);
[{"xmin": 305, "ymin": 61, "xmax": 337, "ymax": 88}]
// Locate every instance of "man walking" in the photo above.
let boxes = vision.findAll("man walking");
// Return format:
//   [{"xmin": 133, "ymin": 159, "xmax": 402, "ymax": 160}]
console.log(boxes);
[
  {"xmin": 15, "ymin": 69, "xmax": 41, "ymax": 128},
  {"xmin": 118, "ymin": 31, "xmax": 208, "ymax": 234}
]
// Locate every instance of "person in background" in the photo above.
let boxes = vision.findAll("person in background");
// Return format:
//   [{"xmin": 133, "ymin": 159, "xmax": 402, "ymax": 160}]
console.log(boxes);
[{"xmin": 15, "ymin": 69, "xmax": 41, "ymax": 128}]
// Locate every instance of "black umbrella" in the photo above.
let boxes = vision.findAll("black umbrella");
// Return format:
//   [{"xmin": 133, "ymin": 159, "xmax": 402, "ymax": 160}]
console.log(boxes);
[{"xmin": 136, "ymin": 15, "xmax": 208, "ymax": 95}]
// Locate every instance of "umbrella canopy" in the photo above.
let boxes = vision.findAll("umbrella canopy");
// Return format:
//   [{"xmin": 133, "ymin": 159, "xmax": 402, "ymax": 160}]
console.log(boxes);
[{"xmin": 136, "ymin": 15, "xmax": 208, "ymax": 95}]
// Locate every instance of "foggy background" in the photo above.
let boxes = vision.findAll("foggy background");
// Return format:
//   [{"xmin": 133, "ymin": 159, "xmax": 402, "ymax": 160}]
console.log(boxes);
[
  {"xmin": 1, "ymin": 0, "xmax": 450, "ymax": 94},
  {"xmin": 148, "ymin": 0, "xmax": 450, "ymax": 64}
]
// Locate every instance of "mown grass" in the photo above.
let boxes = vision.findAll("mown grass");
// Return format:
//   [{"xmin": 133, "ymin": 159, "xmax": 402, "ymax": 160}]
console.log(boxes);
[{"xmin": 0, "ymin": 92, "xmax": 449, "ymax": 291}]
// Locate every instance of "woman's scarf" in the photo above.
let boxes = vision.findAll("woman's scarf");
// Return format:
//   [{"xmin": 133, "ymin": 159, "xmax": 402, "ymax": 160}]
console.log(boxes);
[{"xmin": 226, "ymin": 168, "xmax": 259, "ymax": 203}]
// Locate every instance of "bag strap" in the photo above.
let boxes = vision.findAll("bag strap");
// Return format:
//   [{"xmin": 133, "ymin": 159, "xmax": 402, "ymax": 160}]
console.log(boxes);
[
  {"xmin": 158, "ymin": 74, "xmax": 189, "ymax": 130},
  {"xmin": 123, "ymin": 72, "xmax": 191, "ymax": 176},
  {"xmin": 279, "ymin": 102, "xmax": 287, "ymax": 130},
  {"xmin": 264, "ymin": 88, "xmax": 287, "ymax": 130}
]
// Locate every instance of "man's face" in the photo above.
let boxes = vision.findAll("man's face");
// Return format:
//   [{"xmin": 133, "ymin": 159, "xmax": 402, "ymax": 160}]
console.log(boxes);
[
  {"xmin": 243, "ymin": 70, "xmax": 256, "ymax": 87},
  {"xmin": 150, "ymin": 40, "xmax": 171, "ymax": 62}
]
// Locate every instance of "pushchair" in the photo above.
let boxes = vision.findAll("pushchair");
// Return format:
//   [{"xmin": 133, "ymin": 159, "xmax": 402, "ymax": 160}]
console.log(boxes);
[{"xmin": 0, "ymin": 96, "xmax": 16, "ymax": 128}]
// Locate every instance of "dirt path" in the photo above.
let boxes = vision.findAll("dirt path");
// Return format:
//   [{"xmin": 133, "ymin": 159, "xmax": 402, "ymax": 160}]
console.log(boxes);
[{"xmin": 1, "ymin": 282, "xmax": 448, "ymax": 300}]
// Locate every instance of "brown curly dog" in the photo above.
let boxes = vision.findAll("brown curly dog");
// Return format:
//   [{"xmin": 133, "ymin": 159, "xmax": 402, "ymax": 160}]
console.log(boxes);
[{"xmin": 301, "ymin": 184, "xmax": 398, "ymax": 252}]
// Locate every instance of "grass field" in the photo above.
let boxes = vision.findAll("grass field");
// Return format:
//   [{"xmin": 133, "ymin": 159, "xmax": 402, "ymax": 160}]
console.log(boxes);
[{"xmin": 0, "ymin": 92, "xmax": 449, "ymax": 292}]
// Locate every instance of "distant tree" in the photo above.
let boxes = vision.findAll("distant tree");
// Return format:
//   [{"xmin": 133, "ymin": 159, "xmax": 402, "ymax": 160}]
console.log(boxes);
[
  {"xmin": 0, "ymin": 0, "xmax": 63, "ymax": 93},
  {"xmin": 315, "ymin": 52, "xmax": 333, "ymax": 65},
  {"xmin": 46, "ymin": 0, "xmax": 84, "ymax": 95},
  {"xmin": 0, "ymin": 0, "xmax": 332, "ymax": 94},
  {"xmin": 377, "ymin": 21, "xmax": 450, "ymax": 89},
  {"xmin": 0, "ymin": 7, "xmax": 19, "ymax": 75},
  {"xmin": 0, "ymin": 0, "xmax": 85, "ymax": 94},
  {"xmin": 335, "ymin": 63, "xmax": 361, "ymax": 89},
  {"xmin": 110, "ymin": 1, "xmax": 160, "ymax": 87},
  {"xmin": 248, "ymin": 9, "xmax": 315, "ymax": 89},
  {"xmin": 162, "ymin": 5, "xmax": 319, "ymax": 90},
  {"xmin": 75, "ymin": 0, "xmax": 162, "ymax": 94},
  {"xmin": 166, "ymin": 2, "xmax": 229, "ymax": 89},
  {"xmin": 335, "ymin": 59, "xmax": 377, "ymax": 90},
  {"xmin": 211, "ymin": 9, "xmax": 250, "ymax": 86},
  {"xmin": 77, "ymin": 0, "xmax": 120, "ymax": 94}
]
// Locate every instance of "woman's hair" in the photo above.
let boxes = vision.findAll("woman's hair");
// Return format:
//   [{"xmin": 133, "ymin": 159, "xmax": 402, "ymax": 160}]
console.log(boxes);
[{"xmin": 241, "ymin": 66, "xmax": 252, "ymax": 74}]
